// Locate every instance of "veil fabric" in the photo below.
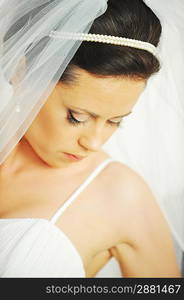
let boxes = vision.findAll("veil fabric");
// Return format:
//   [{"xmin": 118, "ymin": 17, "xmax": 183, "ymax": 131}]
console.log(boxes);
[
  {"xmin": 0, "ymin": 0, "xmax": 184, "ymax": 269},
  {"xmin": 0, "ymin": 0, "xmax": 107, "ymax": 163}
]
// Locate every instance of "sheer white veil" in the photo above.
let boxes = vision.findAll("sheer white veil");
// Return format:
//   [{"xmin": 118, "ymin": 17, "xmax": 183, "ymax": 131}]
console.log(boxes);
[{"xmin": 0, "ymin": 0, "xmax": 107, "ymax": 163}]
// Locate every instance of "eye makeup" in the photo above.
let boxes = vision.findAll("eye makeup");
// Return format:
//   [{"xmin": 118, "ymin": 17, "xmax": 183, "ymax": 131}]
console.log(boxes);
[
  {"xmin": 66, "ymin": 109, "xmax": 123, "ymax": 127},
  {"xmin": 67, "ymin": 109, "xmax": 86, "ymax": 126}
]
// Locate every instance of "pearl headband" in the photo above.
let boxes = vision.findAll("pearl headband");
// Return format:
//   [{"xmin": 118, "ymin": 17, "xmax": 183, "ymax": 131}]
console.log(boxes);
[{"xmin": 49, "ymin": 31, "xmax": 159, "ymax": 59}]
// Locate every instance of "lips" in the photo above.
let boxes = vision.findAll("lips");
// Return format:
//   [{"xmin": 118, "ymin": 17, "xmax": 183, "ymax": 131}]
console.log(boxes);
[
  {"xmin": 64, "ymin": 152, "xmax": 86, "ymax": 160},
  {"xmin": 69, "ymin": 153, "xmax": 84, "ymax": 159}
]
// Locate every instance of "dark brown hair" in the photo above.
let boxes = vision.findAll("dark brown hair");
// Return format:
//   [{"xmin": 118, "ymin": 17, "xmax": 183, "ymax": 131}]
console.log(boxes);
[{"xmin": 60, "ymin": 0, "xmax": 162, "ymax": 84}]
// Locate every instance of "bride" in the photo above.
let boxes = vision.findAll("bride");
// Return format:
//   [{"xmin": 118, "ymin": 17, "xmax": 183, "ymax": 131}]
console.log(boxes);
[{"xmin": 0, "ymin": 0, "xmax": 181, "ymax": 277}]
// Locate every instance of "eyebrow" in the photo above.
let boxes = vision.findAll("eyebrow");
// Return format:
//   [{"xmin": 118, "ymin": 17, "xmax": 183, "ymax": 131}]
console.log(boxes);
[{"xmin": 70, "ymin": 106, "xmax": 132, "ymax": 119}]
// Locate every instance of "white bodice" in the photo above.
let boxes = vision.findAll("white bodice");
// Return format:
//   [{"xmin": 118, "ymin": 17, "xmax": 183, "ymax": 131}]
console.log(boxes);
[{"xmin": 0, "ymin": 158, "xmax": 117, "ymax": 277}]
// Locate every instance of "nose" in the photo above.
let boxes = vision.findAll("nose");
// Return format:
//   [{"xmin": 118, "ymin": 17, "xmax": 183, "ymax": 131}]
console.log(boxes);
[{"xmin": 78, "ymin": 127, "xmax": 105, "ymax": 153}]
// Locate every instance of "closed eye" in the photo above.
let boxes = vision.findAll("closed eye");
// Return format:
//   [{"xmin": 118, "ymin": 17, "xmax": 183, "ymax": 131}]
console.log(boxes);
[
  {"xmin": 108, "ymin": 120, "xmax": 123, "ymax": 127},
  {"xmin": 67, "ymin": 109, "xmax": 123, "ymax": 127},
  {"xmin": 67, "ymin": 110, "xmax": 88, "ymax": 126}
]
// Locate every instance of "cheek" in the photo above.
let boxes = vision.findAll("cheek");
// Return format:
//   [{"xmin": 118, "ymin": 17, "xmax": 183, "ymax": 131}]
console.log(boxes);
[
  {"xmin": 104, "ymin": 128, "xmax": 118, "ymax": 144},
  {"xmin": 25, "ymin": 108, "xmax": 81, "ymax": 152},
  {"xmin": 24, "ymin": 108, "xmax": 60, "ymax": 149}
]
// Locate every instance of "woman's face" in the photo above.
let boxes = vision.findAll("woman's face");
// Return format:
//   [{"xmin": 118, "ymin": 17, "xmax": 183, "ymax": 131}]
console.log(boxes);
[{"xmin": 24, "ymin": 68, "xmax": 145, "ymax": 168}]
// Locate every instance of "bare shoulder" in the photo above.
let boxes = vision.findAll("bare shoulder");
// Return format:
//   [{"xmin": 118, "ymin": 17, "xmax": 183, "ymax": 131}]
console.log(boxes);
[
  {"xmin": 102, "ymin": 161, "xmax": 181, "ymax": 277},
  {"xmin": 103, "ymin": 159, "xmax": 158, "ymax": 205},
  {"xmin": 103, "ymin": 160, "xmax": 169, "ymax": 243},
  {"xmin": 101, "ymin": 159, "xmax": 153, "ymax": 202}
]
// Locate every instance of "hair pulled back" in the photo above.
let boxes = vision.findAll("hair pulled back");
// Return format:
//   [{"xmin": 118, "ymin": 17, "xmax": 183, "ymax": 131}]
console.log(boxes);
[{"xmin": 61, "ymin": 0, "xmax": 162, "ymax": 83}]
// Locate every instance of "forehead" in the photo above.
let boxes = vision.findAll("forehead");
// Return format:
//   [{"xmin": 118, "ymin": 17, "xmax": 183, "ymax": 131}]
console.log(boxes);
[{"xmin": 58, "ymin": 68, "xmax": 145, "ymax": 115}]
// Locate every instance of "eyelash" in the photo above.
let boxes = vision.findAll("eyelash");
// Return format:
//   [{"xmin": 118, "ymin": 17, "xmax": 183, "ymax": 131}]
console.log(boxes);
[{"xmin": 67, "ymin": 109, "xmax": 123, "ymax": 127}]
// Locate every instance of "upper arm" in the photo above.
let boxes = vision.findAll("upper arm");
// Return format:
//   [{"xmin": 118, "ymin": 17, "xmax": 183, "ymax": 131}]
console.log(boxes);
[
  {"xmin": 85, "ymin": 249, "xmax": 112, "ymax": 278},
  {"xmin": 109, "ymin": 163, "xmax": 181, "ymax": 277}
]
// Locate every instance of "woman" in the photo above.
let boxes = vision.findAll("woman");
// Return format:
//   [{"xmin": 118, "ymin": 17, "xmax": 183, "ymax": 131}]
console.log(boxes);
[{"xmin": 0, "ymin": 0, "xmax": 181, "ymax": 277}]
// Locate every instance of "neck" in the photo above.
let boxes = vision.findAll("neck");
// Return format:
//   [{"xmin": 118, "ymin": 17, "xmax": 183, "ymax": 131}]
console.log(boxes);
[{"xmin": 0, "ymin": 138, "xmax": 102, "ymax": 178}]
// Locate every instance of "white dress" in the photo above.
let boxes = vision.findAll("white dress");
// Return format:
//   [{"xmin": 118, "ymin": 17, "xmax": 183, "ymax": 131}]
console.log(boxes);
[{"xmin": 0, "ymin": 158, "xmax": 116, "ymax": 278}]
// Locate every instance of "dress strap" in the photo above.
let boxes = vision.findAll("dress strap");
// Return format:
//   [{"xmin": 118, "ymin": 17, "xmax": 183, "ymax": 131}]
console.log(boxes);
[{"xmin": 50, "ymin": 158, "xmax": 117, "ymax": 224}]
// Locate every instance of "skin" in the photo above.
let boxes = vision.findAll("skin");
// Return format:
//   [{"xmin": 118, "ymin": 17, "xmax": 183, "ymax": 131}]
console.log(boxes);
[
  {"xmin": 24, "ymin": 70, "xmax": 145, "ymax": 170},
  {"xmin": 0, "ymin": 68, "xmax": 181, "ymax": 277},
  {"xmin": 1, "ymin": 68, "xmax": 145, "ymax": 174}
]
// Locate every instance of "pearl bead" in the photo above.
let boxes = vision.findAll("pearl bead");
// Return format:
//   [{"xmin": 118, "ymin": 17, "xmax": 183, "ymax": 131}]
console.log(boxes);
[{"xmin": 49, "ymin": 31, "xmax": 158, "ymax": 58}]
